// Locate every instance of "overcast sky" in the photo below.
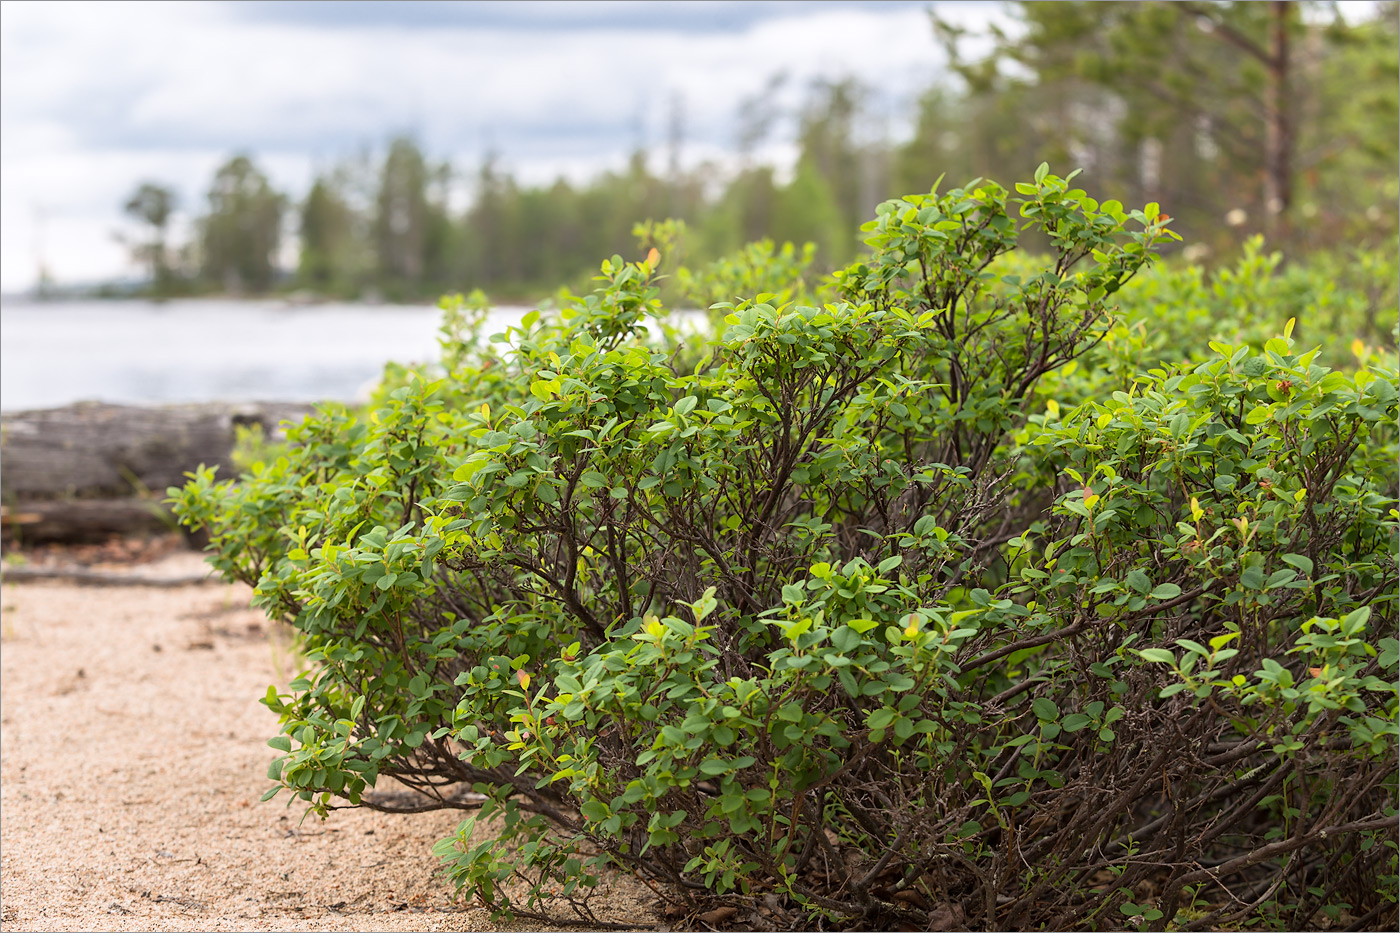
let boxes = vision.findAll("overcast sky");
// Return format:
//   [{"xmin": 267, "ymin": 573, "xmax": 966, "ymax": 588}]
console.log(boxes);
[{"xmin": 0, "ymin": 0, "xmax": 1021, "ymax": 293}]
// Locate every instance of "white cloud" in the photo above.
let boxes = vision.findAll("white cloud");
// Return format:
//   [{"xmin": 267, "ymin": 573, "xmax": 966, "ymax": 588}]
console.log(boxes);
[{"xmin": 1, "ymin": 0, "xmax": 1011, "ymax": 292}]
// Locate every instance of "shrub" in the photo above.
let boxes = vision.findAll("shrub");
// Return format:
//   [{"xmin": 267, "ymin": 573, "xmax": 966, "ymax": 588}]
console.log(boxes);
[
  {"xmin": 173, "ymin": 168, "xmax": 1398, "ymax": 930},
  {"xmin": 1106, "ymin": 234, "xmax": 1399, "ymax": 373}
]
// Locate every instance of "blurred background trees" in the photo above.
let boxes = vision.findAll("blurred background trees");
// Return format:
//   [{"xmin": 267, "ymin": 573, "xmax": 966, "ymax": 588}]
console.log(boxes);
[
  {"xmin": 120, "ymin": 182, "xmax": 178, "ymax": 296},
  {"xmin": 122, "ymin": 0, "xmax": 1396, "ymax": 301},
  {"xmin": 935, "ymin": 0, "xmax": 1399, "ymax": 254},
  {"xmin": 200, "ymin": 155, "xmax": 285, "ymax": 294}
]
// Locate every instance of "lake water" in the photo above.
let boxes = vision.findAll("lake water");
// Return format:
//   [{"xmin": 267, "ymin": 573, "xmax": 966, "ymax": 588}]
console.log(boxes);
[{"xmin": 0, "ymin": 297, "xmax": 527, "ymax": 412}]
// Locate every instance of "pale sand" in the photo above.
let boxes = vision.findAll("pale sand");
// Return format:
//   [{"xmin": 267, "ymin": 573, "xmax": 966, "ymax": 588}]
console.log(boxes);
[{"xmin": 0, "ymin": 553, "xmax": 653, "ymax": 931}]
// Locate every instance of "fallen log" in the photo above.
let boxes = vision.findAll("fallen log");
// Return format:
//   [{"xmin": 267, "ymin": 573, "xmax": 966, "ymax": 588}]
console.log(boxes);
[
  {"xmin": 1, "ymin": 401, "xmax": 313, "ymax": 499},
  {"xmin": 0, "ymin": 563, "xmax": 218, "ymax": 587},
  {"xmin": 1, "ymin": 498, "xmax": 173, "ymax": 545},
  {"xmin": 1, "ymin": 401, "xmax": 314, "ymax": 544}
]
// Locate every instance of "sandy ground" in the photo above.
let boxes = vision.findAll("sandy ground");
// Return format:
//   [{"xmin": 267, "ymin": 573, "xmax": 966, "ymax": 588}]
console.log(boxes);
[{"xmin": 0, "ymin": 549, "xmax": 654, "ymax": 932}]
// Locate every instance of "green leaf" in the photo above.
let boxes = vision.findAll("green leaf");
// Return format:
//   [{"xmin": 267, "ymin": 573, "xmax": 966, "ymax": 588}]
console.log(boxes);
[
  {"xmin": 674, "ymin": 395, "xmax": 698, "ymax": 416},
  {"xmin": 1343, "ymin": 606, "xmax": 1371, "ymax": 632},
  {"xmin": 1208, "ymin": 632, "xmax": 1240, "ymax": 651},
  {"xmin": 452, "ymin": 457, "xmax": 488, "ymax": 482},
  {"xmin": 580, "ymin": 799, "xmax": 610, "ymax": 822},
  {"xmin": 868, "ymin": 708, "xmax": 897, "ymax": 730},
  {"xmin": 1061, "ymin": 713, "xmax": 1093, "ymax": 733},
  {"xmin": 1150, "ymin": 583, "xmax": 1182, "ymax": 600},
  {"xmin": 1125, "ymin": 570, "xmax": 1151, "ymax": 594},
  {"xmin": 699, "ymin": 758, "xmax": 731, "ymax": 776},
  {"xmin": 1137, "ymin": 648, "xmax": 1176, "ymax": 665},
  {"xmin": 1031, "ymin": 697, "xmax": 1059, "ymax": 721},
  {"xmin": 268, "ymin": 735, "xmax": 292, "ymax": 752},
  {"xmin": 1175, "ymin": 639, "xmax": 1208, "ymax": 657}
]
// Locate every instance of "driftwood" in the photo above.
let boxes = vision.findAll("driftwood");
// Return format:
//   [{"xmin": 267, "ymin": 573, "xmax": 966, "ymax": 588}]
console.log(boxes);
[
  {"xmin": 1, "ymin": 498, "xmax": 173, "ymax": 543},
  {"xmin": 1, "ymin": 401, "xmax": 313, "ymax": 544},
  {"xmin": 0, "ymin": 563, "xmax": 218, "ymax": 587}
]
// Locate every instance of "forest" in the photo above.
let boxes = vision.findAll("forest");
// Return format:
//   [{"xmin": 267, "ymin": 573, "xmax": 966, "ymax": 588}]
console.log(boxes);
[{"xmin": 115, "ymin": 1, "xmax": 1398, "ymax": 303}]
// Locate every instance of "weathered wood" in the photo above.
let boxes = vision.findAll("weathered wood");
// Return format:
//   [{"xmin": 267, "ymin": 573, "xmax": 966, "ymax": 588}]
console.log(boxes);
[
  {"xmin": 1, "ymin": 401, "xmax": 313, "ymax": 500},
  {"xmin": 1, "ymin": 498, "xmax": 173, "ymax": 545},
  {"xmin": 1, "ymin": 401, "xmax": 314, "ymax": 544},
  {"xmin": 0, "ymin": 563, "xmax": 217, "ymax": 587}
]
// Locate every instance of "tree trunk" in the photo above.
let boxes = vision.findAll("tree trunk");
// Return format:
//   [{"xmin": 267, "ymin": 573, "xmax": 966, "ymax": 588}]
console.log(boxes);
[{"xmin": 1263, "ymin": 0, "xmax": 1294, "ymax": 242}]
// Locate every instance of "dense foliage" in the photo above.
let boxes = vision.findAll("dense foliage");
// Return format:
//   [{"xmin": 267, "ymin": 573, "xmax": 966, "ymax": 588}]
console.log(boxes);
[{"xmin": 174, "ymin": 169, "xmax": 1398, "ymax": 931}]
